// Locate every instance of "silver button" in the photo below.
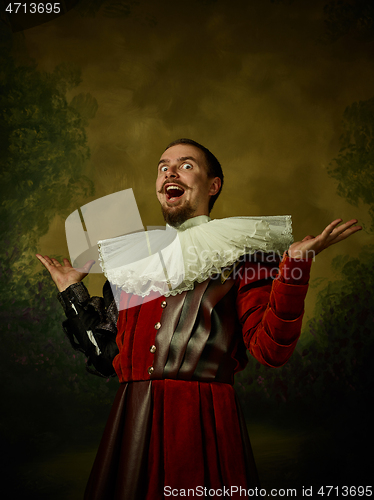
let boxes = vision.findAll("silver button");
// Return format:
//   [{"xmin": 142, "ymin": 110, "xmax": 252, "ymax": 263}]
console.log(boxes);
[
  {"xmin": 147, "ymin": 366, "xmax": 154, "ymax": 375},
  {"xmin": 161, "ymin": 301, "xmax": 167, "ymax": 308},
  {"xmin": 154, "ymin": 322, "xmax": 161, "ymax": 330},
  {"xmin": 150, "ymin": 345, "xmax": 157, "ymax": 353}
]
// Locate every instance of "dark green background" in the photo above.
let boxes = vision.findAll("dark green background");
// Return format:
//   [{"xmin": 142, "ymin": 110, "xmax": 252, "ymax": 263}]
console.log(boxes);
[{"xmin": 1, "ymin": 0, "xmax": 373, "ymax": 497}]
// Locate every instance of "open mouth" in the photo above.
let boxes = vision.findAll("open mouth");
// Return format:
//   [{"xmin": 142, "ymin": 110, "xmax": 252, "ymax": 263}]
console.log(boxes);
[{"xmin": 165, "ymin": 184, "xmax": 185, "ymax": 202}]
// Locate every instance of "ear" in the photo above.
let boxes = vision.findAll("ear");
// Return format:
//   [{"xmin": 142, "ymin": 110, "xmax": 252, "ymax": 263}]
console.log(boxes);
[{"xmin": 208, "ymin": 177, "xmax": 221, "ymax": 196}]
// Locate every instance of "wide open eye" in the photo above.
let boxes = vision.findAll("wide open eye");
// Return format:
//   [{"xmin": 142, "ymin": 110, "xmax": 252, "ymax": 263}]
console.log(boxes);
[
  {"xmin": 160, "ymin": 166, "xmax": 168, "ymax": 172},
  {"xmin": 182, "ymin": 163, "xmax": 192, "ymax": 169}
]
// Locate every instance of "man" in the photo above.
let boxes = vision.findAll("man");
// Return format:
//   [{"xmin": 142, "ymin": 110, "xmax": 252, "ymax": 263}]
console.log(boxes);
[{"xmin": 36, "ymin": 139, "xmax": 361, "ymax": 499}]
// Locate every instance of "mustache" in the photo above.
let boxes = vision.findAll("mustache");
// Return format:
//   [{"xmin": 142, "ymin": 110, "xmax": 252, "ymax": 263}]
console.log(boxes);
[{"xmin": 158, "ymin": 181, "xmax": 188, "ymax": 194}]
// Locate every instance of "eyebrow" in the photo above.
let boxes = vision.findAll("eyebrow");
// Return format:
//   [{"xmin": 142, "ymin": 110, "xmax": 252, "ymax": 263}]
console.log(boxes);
[{"xmin": 158, "ymin": 156, "xmax": 198, "ymax": 167}]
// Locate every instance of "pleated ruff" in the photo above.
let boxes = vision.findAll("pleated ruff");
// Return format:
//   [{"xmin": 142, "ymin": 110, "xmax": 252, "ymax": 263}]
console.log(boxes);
[{"xmin": 85, "ymin": 380, "xmax": 259, "ymax": 500}]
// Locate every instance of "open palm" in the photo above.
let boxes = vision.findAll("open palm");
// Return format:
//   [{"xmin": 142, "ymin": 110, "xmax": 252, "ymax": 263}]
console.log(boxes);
[
  {"xmin": 288, "ymin": 219, "xmax": 362, "ymax": 259},
  {"xmin": 36, "ymin": 254, "xmax": 95, "ymax": 292}
]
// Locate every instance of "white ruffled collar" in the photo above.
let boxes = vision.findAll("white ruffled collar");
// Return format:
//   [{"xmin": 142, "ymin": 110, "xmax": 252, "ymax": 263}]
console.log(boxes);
[{"xmin": 98, "ymin": 215, "xmax": 293, "ymax": 299}]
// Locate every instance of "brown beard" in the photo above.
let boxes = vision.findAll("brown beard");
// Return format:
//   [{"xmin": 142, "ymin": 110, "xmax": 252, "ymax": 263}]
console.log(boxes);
[{"xmin": 161, "ymin": 202, "xmax": 196, "ymax": 228}]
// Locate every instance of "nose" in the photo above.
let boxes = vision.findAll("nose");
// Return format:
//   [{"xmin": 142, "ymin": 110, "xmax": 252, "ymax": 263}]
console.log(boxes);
[{"xmin": 165, "ymin": 165, "xmax": 178, "ymax": 178}]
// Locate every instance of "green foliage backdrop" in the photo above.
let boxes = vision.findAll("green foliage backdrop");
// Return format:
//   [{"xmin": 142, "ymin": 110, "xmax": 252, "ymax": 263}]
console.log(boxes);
[
  {"xmin": 328, "ymin": 97, "xmax": 374, "ymax": 230},
  {"xmin": 0, "ymin": 46, "xmax": 118, "ymax": 497}
]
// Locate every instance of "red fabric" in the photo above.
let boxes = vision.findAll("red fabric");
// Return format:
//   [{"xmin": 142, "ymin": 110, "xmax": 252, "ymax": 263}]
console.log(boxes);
[
  {"xmin": 114, "ymin": 291, "xmax": 163, "ymax": 381},
  {"xmin": 114, "ymin": 255, "xmax": 312, "ymax": 381},
  {"xmin": 236, "ymin": 256, "xmax": 312, "ymax": 367},
  {"xmin": 109, "ymin": 255, "xmax": 312, "ymax": 496},
  {"xmin": 145, "ymin": 380, "xmax": 249, "ymax": 499}
]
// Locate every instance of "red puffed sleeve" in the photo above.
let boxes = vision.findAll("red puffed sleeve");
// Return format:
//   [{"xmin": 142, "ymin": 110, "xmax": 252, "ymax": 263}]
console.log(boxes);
[{"xmin": 236, "ymin": 255, "xmax": 312, "ymax": 367}]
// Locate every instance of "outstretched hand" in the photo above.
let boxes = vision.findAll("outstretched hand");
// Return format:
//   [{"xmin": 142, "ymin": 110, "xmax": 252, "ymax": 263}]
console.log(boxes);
[
  {"xmin": 288, "ymin": 219, "xmax": 362, "ymax": 259},
  {"xmin": 36, "ymin": 254, "xmax": 95, "ymax": 293}
]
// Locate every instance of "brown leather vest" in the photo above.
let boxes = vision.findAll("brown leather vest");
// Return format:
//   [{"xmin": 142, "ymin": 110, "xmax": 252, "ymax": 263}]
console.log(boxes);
[{"xmin": 152, "ymin": 272, "xmax": 248, "ymax": 385}]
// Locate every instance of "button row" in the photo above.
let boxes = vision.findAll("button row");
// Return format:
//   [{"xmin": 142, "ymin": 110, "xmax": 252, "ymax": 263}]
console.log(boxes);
[{"xmin": 149, "ymin": 300, "xmax": 167, "ymax": 376}]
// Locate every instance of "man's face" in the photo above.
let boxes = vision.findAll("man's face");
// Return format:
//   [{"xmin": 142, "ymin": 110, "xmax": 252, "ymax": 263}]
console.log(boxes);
[{"xmin": 156, "ymin": 144, "xmax": 220, "ymax": 227}]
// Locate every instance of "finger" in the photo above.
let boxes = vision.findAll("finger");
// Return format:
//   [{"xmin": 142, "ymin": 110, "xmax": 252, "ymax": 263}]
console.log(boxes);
[
  {"xmin": 72, "ymin": 260, "xmax": 95, "ymax": 274},
  {"xmin": 62, "ymin": 258, "xmax": 73, "ymax": 267},
  {"xmin": 43, "ymin": 255, "xmax": 54, "ymax": 265},
  {"xmin": 321, "ymin": 219, "xmax": 343, "ymax": 239},
  {"xmin": 51, "ymin": 258, "xmax": 62, "ymax": 267},
  {"xmin": 36, "ymin": 254, "xmax": 54, "ymax": 270},
  {"xmin": 320, "ymin": 219, "xmax": 357, "ymax": 244},
  {"xmin": 328, "ymin": 219, "xmax": 360, "ymax": 241},
  {"xmin": 337, "ymin": 219, "xmax": 359, "ymax": 233},
  {"xmin": 328, "ymin": 224, "xmax": 362, "ymax": 244},
  {"xmin": 82, "ymin": 260, "xmax": 95, "ymax": 273}
]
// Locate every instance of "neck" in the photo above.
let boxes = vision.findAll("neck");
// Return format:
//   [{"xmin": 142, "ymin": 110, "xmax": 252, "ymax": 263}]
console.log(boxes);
[{"xmin": 176, "ymin": 215, "xmax": 211, "ymax": 231}]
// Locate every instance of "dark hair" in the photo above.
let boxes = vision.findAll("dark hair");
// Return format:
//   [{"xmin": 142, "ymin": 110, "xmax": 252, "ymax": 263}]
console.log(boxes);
[{"xmin": 164, "ymin": 138, "xmax": 224, "ymax": 212}]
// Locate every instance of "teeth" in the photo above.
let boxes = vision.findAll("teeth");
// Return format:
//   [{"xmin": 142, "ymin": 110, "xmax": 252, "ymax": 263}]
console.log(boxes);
[{"xmin": 166, "ymin": 185, "xmax": 183, "ymax": 192}]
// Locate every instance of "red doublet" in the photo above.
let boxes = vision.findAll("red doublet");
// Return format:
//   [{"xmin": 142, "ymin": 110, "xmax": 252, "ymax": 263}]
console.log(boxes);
[{"xmin": 85, "ymin": 256, "xmax": 312, "ymax": 499}]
